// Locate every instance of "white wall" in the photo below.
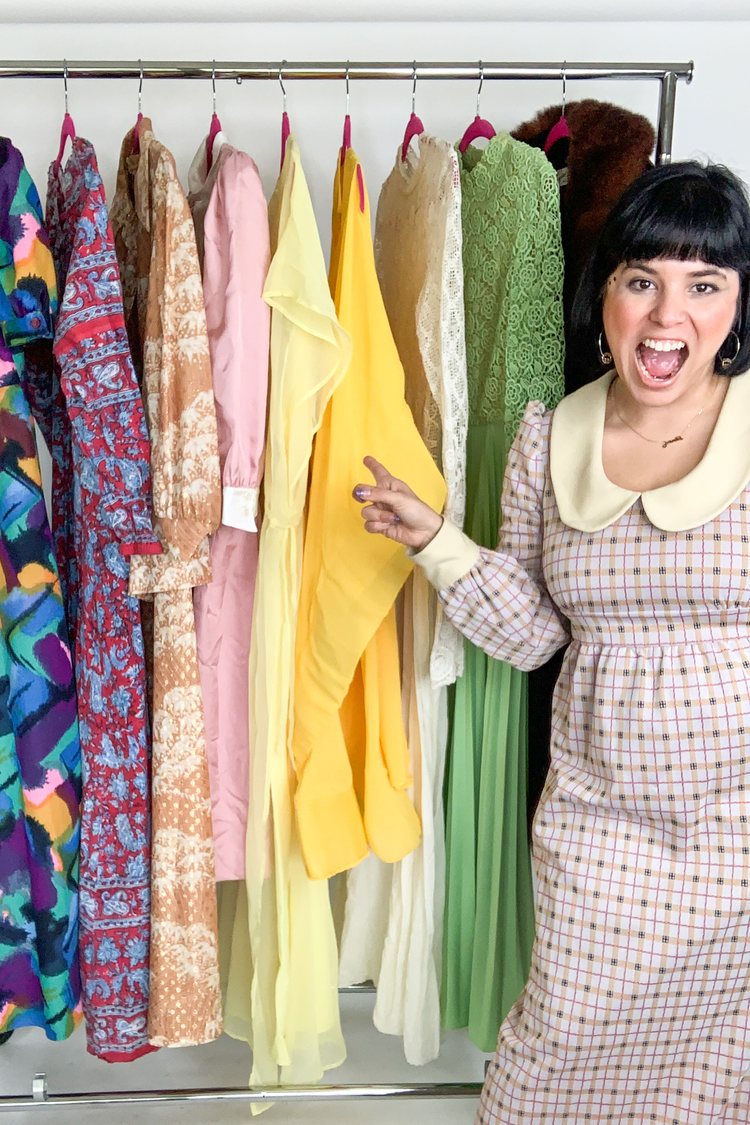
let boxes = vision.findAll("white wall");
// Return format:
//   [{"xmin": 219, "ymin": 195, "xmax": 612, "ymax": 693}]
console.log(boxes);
[{"xmin": 1, "ymin": 18, "xmax": 748, "ymax": 252}]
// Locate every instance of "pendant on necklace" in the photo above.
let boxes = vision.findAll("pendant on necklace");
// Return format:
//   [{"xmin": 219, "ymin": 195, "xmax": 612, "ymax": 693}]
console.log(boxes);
[{"xmin": 661, "ymin": 435, "xmax": 683, "ymax": 448}]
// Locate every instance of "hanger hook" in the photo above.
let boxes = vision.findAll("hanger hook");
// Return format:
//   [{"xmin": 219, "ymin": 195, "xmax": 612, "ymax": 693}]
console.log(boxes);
[
  {"xmin": 477, "ymin": 60, "xmax": 484, "ymax": 118},
  {"xmin": 411, "ymin": 60, "xmax": 418, "ymax": 115},
  {"xmin": 138, "ymin": 59, "xmax": 143, "ymax": 114},
  {"xmin": 561, "ymin": 60, "xmax": 567, "ymax": 114},
  {"xmin": 345, "ymin": 60, "xmax": 350, "ymax": 116},
  {"xmin": 63, "ymin": 60, "xmax": 69, "ymax": 114},
  {"xmin": 212, "ymin": 61, "xmax": 217, "ymax": 114},
  {"xmin": 278, "ymin": 60, "xmax": 287, "ymax": 111}
]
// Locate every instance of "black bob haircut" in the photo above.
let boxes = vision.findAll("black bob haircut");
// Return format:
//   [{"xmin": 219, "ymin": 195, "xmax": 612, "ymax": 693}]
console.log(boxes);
[{"xmin": 570, "ymin": 160, "xmax": 750, "ymax": 381}]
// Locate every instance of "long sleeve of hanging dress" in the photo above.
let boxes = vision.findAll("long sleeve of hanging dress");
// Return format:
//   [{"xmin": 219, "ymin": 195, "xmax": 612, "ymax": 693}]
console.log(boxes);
[
  {"xmin": 0, "ymin": 137, "xmax": 82, "ymax": 1044},
  {"xmin": 110, "ymin": 118, "xmax": 223, "ymax": 1048},
  {"xmin": 292, "ymin": 148, "xmax": 447, "ymax": 880},
  {"xmin": 189, "ymin": 138, "xmax": 270, "ymax": 882},
  {"xmin": 412, "ymin": 402, "xmax": 569, "ymax": 668},
  {"xmin": 47, "ymin": 137, "xmax": 162, "ymax": 1062}
]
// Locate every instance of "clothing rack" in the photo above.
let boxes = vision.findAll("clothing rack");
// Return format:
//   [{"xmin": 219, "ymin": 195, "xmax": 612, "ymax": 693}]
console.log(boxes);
[
  {"xmin": 0, "ymin": 53, "xmax": 692, "ymax": 1113},
  {"xmin": 0, "ymin": 58, "xmax": 693, "ymax": 163}
]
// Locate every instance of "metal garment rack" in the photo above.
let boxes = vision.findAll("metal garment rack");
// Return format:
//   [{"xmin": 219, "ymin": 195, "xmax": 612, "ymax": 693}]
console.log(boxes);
[
  {"xmin": 0, "ymin": 59, "xmax": 694, "ymax": 163},
  {"xmin": 0, "ymin": 55, "xmax": 692, "ymax": 1113}
]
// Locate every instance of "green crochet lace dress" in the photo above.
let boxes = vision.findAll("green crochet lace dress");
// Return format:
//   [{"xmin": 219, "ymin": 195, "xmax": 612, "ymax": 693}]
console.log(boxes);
[{"xmin": 442, "ymin": 133, "xmax": 565, "ymax": 1050}]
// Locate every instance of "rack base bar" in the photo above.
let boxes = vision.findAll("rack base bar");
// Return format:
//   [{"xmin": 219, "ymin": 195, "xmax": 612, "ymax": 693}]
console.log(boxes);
[{"xmin": 0, "ymin": 1080, "xmax": 483, "ymax": 1111}]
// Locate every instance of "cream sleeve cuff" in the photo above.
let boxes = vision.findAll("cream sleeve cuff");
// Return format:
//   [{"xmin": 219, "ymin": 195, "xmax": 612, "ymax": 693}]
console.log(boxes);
[
  {"xmin": 222, "ymin": 486, "xmax": 259, "ymax": 532},
  {"xmin": 410, "ymin": 519, "xmax": 481, "ymax": 590}
]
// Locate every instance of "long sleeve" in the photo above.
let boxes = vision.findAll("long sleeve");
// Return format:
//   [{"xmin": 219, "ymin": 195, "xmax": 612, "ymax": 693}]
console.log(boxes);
[
  {"xmin": 414, "ymin": 401, "xmax": 569, "ymax": 671},
  {"xmin": 53, "ymin": 167, "xmax": 160, "ymax": 558},
  {"xmin": 202, "ymin": 151, "xmax": 269, "ymax": 532}
]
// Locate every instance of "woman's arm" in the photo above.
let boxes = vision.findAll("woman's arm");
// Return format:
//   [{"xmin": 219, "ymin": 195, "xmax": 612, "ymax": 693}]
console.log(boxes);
[{"xmin": 355, "ymin": 402, "xmax": 570, "ymax": 672}]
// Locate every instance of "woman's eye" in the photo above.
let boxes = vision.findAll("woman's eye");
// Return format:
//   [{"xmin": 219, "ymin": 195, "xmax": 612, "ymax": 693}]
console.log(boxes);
[
  {"xmin": 692, "ymin": 283, "xmax": 717, "ymax": 294},
  {"xmin": 627, "ymin": 278, "xmax": 654, "ymax": 291}
]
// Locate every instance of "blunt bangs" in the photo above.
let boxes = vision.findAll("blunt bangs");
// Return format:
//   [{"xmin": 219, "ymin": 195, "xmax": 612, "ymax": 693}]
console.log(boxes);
[
  {"xmin": 570, "ymin": 160, "xmax": 750, "ymax": 381},
  {"xmin": 605, "ymin": 169, "xmax": 750, "ymax": 274}
]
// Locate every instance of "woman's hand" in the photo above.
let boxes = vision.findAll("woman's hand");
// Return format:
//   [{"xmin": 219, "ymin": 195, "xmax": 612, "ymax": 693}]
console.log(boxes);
[{"xmin": 353, "ymin": 456, "xmax": 443, "ymax": 552}]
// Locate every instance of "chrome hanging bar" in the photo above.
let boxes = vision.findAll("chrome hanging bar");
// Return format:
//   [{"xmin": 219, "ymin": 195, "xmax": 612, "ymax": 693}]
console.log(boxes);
[
  {"xmin": 0, "ymin": 59, "xmax": 694, "ymax": 82},
  {"xmin": 0, "ymin": 1078, "xmax": 483, "ymax": 1111},
  {"xmin": 0, "ymin": 57, "xmax": 694, "ymax": 164}
]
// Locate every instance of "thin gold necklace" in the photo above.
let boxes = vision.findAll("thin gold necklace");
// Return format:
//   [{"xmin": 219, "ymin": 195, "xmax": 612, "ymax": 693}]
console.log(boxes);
[{"xmin": 611, "ymin": 381, "xmax": 710, "ymax": 450}]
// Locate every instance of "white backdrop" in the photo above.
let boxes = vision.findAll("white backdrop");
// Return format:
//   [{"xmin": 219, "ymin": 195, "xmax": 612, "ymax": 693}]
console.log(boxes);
[
  {"xmin": 1, "ymin": 18, "xmax": 748, "ymax": 256},
  {"xmin": 0, "ymin": 16, "xmax": 748, "ymax": 1120}
]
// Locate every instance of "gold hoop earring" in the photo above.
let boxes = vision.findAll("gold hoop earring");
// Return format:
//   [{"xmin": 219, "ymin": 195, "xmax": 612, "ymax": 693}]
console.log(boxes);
[
  {"xmin": 720, "ymin": 329, "xmax": 741, "ymax": 370},
  {"xmin": 598, "ymin": 331, "xmax": 613, "ymax": 367}
]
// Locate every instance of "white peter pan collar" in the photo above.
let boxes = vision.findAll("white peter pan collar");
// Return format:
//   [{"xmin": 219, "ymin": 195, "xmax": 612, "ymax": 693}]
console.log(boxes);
[{"xmin": 550, "ymin": 368, "xmax": 750, "ymax": 532}]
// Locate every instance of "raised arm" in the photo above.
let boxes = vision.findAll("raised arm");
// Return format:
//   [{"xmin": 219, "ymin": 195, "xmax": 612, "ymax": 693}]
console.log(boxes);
[{"xmin": 355, "ymin": 401, "xmax": 569, "ymax": 671}]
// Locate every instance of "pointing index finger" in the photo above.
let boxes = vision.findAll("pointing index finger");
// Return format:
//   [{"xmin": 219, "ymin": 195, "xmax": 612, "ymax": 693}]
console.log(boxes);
[{"xmin": 363, "ymin": 455, "xmax": 392, "ymax": 487}]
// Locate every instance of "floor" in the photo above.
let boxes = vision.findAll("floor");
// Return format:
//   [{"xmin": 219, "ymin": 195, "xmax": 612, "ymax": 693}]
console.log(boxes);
[{"xmin": 0, "ymin": 992, "xmax": 488, "ymax": 1123}]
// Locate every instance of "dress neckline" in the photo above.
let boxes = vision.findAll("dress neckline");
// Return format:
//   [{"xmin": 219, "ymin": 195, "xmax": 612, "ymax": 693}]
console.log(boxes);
[{"xmin": 550, "ymin": 367, "xmax": 750, "ymax": 532}]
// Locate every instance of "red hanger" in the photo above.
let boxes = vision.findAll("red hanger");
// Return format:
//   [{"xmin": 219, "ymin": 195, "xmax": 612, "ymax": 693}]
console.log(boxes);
[
  {"xmin": 340, "ymin": 62, "xmax": 352, "ymax": 168},
  {"xmin": 400, "ymin": 62, "xmax": 424, "ymax": 162},
  {"xmin": 55, "ymin": 65, "xmax": 76, "ymax": 168},
  {"xmin": 131, "ymin": 62, "xmax": 144, "ymax": 155},
  {"xmin": 458, "ymin": 63, "xmax": 496, "ymax": 153},
  {"xmin": 281, "ymin": 111, "xmax": 291, "ymax": 169},
  {"xmin": 205, "ymin": 65, "xmax": 222, "ymax": 171},
  {"xmin": 55, "ymin": 113, "xmax": 76, "ymax": 167},
  {"xmin": 544, "ymin": 114, "xmax": 571, "ymax": 154},
  {"xmin": 543, "ymin": 64, "xmax": 570, "ymax": 154},
  {"xmin": 401, "ymin": 113, "xmax": 424, "ymax": 161},
  {"xmin": 338, "ymin": 64, "xmax": 364, "ymax": 213},
  {"xmin": 279, "ymin": 64, "xmax": 291, "ymax": 169},
  {"xmin": 206, "ymin": 112, "xmax": 222, "ymax": 170}
]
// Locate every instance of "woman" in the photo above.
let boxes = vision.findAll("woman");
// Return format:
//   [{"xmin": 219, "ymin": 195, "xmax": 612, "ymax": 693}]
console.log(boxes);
[{"xmin": 354, "ymin": 161, "xmax": 750, "ymax": 1122}]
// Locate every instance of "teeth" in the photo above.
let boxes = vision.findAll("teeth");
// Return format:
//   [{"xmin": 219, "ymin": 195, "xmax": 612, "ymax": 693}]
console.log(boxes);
[{"xmin": 641, "ymin": 338, "xmax": 687, "ymax": 352}]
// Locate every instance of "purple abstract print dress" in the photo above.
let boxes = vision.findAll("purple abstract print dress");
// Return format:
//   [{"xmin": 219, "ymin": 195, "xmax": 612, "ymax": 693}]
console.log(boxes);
[{"xmin": 0, "ymin": 138, "xmax": 81, "ymax": 1042}]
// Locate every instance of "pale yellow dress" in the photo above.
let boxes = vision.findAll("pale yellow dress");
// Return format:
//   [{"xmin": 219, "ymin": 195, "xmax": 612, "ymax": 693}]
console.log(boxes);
[{"xmin": 218, "ymin": 136, "xmax": 350, "ymax": 1091}]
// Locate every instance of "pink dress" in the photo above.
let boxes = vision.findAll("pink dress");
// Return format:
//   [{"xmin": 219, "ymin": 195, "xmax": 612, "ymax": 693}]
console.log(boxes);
[
  {"xmin": 414, "ymin": 371, "xmax": 750, "ymax": 1123},
  {"xmin": 189, "ymin": 136, "xmax": 270, "ymax": 881}
]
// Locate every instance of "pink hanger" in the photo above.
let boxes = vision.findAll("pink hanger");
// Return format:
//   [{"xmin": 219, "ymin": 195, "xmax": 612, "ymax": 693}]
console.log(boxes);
[
  {"xmin": 205, "ymin": 64, "xmax": 222, "ymax": 171},
  {"xmin": 55, "ymin": 64, "xmax": 76, "ymax": 168},
  {"xmin": 338, "ymin": 63, "xmax": 364, "ymax": 213},
  {"xmin": 458, "ymin": 62, "xmax": 496, "ymax": 153},
  {"xmin": 400, "ymin": 63, "xmax": 424, "ymax": 162},
  {"xmin": 131, "ymin": 62, "xmax": 144, "ymax": 155},
  {"xmin": 543, "ymin": 62, "xmax": 570, "ymax": 154},
  {"xmin": 340, "ymin": 62, "xmax": 352, "ymax": 168},
  {"xmin": 279, "ymin": 63, "xmax": 291, "ymax": 169}
]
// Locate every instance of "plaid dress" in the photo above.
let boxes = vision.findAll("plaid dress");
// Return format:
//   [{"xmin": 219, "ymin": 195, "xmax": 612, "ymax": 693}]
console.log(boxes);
[{"xmin": 423, "ymin": 371, "xmax": 750, "ymax": 1122}]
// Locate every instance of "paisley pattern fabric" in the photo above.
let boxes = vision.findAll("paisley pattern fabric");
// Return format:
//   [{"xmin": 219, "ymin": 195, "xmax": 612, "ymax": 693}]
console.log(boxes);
[
  {"xmin": 111, "ymin": 118, "xmax": 223, "ymax": 1048},
  {"xmin": 46, "ymin": 136, "xmax": 161, "ymax": 1061},
  {"xmin": 0, "ymin": 137, "xmax": 82, "ymax": 1042}
]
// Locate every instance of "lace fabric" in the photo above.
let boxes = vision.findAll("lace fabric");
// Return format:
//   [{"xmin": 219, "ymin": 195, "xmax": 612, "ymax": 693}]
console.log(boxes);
[
  {"xmin": 375, "ymin": 136, "xmax": 468, "ymax": 687},
  {"xmin": 459, "ymin": 133, "xmax": 565, "ymax": 449}
]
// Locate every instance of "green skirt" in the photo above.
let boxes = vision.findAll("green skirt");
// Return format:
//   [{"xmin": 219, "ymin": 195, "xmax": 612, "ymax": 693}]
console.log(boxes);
[{"xmin": 441, "ymin": 420, "xmax": 535, "ymax": 1051}]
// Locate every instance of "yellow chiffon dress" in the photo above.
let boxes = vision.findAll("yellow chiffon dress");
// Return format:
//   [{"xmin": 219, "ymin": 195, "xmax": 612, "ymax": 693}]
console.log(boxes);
[
  {"xmin": 291, "ymin": 147, "xmax": 447, "ymax": 880},
  {"xmin": 217, "ymin": 136, "xmax": 350, "ymax": 1090}
]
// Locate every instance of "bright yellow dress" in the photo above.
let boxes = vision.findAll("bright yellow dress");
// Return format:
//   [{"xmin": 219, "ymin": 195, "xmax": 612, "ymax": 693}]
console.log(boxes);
[
  {"xmin": 217, "ymin": 136, "xmax": 350, "ymax": 1091},
  {"xmin": 292, "ymin": 148, "xmax": 447, "ymax": 880}
]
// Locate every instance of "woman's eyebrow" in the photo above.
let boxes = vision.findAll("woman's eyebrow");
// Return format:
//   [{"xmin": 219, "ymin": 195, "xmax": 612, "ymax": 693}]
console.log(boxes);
[{"xmin": 623, "ymin": 261, "xmax": 729, "ymax": 279}]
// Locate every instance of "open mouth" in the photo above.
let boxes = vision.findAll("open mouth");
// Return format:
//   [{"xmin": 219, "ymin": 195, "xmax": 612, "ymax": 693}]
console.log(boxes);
[{"xmin": 635, "ymin": 338, "xmax": 689, "ymax": 385}]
